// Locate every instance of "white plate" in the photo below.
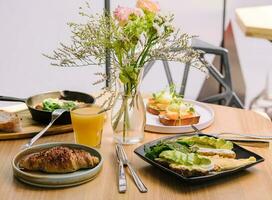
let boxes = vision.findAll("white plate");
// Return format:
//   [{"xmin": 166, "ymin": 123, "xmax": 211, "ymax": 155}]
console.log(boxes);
[
  {"xmin": 144, "ymin": 99, "xmax": 215, "ymax": 133},
  {"xmin": 12, "ymin": 142, "xmax": 103, "ymax": 188}
]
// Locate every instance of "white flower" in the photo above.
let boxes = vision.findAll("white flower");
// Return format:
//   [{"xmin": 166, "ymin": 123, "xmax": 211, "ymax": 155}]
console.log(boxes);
[
  {"xmin": 153, "ymin": 23, "xmax": 163, "ymax": 36},
  {"xmin": 139, "ymin": 32, "xmax": 147, "ymax": 46},
  {"xmin": 133, "ymin": 33, "xmax": 147, "ymax": 55}
]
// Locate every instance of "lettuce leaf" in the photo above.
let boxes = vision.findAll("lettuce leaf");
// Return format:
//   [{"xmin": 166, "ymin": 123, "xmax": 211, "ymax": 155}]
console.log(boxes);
[{"xmin": 144, "ymin": 140, "xmax": 190, "ymax": 160}]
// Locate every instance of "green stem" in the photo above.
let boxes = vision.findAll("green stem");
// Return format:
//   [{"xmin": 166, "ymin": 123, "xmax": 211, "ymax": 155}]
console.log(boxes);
[
  {"xmin": 122, "ymin": 96, "xmax": 128, "ymax": 143},
  {"xmin": 137, "ymin": 35, "xmax": 157, "ymax": 68},
  {"xmin": 112, "ymin": 101, "xmax": 125, "ymax": 130},
  {"xmin": 112, "ymin": 84, "xmax": 133, "ymax": 143}
]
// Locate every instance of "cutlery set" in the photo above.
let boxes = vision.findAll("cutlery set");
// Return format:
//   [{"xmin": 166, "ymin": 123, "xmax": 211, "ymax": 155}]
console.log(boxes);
[{"xmin": 115, "ymin": 144, "xmax": 148, "ymax": 193}]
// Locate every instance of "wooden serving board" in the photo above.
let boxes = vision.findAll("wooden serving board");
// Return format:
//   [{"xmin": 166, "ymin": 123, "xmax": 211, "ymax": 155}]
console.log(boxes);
[{"xmin": 0, "ymin": 108, "xmax": 73, "ymax": 140}]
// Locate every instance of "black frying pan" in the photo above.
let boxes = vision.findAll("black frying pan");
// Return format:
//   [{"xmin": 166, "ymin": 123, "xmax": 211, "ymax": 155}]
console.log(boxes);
[{"xmin": 0, "ymin": 90, "xmax": 95, "ymax": 124}]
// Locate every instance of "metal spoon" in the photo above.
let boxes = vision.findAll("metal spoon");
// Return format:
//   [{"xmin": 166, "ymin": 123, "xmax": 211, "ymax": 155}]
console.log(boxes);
[{"xmin": 21, "ymin": 109, "xmax": 66, "ymax": 149}]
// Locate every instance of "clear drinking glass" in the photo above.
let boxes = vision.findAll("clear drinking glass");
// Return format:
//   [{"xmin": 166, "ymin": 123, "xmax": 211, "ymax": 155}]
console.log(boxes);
[{"xmin": 71, "ymin": 105, "xmax": 105, "ymax": 148}]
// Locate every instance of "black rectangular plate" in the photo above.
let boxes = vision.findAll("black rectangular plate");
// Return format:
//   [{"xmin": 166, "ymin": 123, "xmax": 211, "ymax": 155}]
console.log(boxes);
[{"xmin": 134, "ymin": 134, "xmax": 264, "ymax": 183}]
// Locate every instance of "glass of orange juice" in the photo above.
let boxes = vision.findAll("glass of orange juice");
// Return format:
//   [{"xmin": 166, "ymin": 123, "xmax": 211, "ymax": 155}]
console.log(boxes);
[{"xmin": 70, "ymin": 105, "xmax": 105, "ymax": 148}]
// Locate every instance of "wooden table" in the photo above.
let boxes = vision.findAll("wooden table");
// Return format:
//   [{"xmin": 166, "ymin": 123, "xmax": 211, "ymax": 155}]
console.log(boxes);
[
  {"xmin": 0, "ymin": 104, "xmax": 272, "ymax": 200},
  {"xmin": 236, "ymin": 5, "xmax": 272, "ymax": 40}
]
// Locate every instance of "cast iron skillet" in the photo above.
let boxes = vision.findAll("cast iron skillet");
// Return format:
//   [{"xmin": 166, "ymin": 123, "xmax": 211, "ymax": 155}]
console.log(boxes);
[{"xmin": 0, "ymin": 90, "xmax": 95, "ymax": 124}]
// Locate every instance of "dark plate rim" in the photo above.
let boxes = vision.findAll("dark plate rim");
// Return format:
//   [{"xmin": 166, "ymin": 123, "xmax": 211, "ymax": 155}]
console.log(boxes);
[{"xmin": 134, "ymin": 134, "xmax": 265, "ymax": 182}]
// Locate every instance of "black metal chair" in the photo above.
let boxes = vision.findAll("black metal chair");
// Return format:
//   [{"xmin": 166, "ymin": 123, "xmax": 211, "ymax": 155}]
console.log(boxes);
[{"xmin": 143, "ymin": 38, "xmax": 244, "ymax": 108}]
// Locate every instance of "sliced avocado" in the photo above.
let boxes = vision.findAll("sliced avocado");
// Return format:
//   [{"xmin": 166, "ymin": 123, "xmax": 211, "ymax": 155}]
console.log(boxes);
[
  {"xmin": 177, "ymin": 136, "xmax": 233, "ymax": 150},
  {"xmin": 158, "ymin": 150, "xmax": 211, "ymax": 166}
]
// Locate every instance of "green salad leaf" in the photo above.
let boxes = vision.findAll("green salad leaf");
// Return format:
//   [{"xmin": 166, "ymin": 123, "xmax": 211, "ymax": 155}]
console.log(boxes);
[
  {"xmin": 43, "ymin": 99, "xmax": 61, "ymax": 111},
  {"xmin": 145, "ymin": 140, "xmax": 190, "ymax": 160},
  {"xmin": 62, "ymin": 101, "xmax": 76, "ymax": 110},
  {"xmin": 42, "ymin": 98, "xmax": 76, "ymax": 111}
]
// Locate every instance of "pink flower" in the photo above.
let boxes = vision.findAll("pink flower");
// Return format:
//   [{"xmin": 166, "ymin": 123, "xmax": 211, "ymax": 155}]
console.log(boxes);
[
  {"xmin": 136, "ymin": 0, "xmax": 160, "ymax": 13},
  {"xmin": 114, "ymin": 6, "xmax": 143, "ymax": 26},
  {"xmin": 133, "ymin": 8, "xmax": 144, "ymax": 17}
]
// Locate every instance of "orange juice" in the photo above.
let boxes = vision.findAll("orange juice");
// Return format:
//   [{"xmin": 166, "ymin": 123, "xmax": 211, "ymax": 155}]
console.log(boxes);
[{"xmin": 71, "ymin": 105, "xmax": 105, "ymax": 148}]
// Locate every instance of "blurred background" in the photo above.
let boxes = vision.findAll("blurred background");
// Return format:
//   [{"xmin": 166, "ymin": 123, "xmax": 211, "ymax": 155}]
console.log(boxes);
[{"xmin": 0, "ymin": 0, "xmax": 271, "ymax": 108}]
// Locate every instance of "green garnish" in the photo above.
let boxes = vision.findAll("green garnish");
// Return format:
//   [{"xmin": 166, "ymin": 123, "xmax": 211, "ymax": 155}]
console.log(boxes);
[
  {"xmin": 42, "ymin": 98, "xmax": 77, "ymax": 111},
  {"xmin": 151, "ymin": 84, "xmax": 183, "ymax": 103},
  {"xmin": 188, "ymin": 106, "xmax": 195, "ymax": 113}
]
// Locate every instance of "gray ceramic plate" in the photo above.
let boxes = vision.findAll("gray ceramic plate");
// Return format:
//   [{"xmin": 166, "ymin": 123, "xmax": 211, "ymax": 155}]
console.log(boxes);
[{"xmin": 12, "ymin": 142, "xmax": 103, "ymax": 188}]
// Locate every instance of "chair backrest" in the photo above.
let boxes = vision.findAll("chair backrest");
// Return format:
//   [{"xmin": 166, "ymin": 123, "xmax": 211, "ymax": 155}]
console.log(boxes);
[{"xmin": 143, "ymin": 38, "xmax": 244, "ymax": 108}]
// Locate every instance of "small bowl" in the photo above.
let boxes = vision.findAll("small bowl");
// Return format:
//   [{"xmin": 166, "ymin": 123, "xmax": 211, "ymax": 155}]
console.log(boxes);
[{"xmin": 12, "ymin": 142, "xmax": 103, "ymax": 188}]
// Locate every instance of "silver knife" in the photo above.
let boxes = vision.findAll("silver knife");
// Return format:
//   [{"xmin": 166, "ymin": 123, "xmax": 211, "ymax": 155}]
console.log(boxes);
[{"xmin": 115, "ymin": 145, "xmax": 127, "ymax": 193}]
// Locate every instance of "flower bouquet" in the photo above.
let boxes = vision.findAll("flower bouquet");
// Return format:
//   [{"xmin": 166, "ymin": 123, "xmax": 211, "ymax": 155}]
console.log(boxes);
[{"xmin": 46, "ymin": 0, "xmax": 207, "ymax": 144}]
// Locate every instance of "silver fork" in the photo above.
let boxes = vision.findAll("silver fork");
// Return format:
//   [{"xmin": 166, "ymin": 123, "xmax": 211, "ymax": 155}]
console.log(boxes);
[
  {"xmin": 214, "ymin": 132, "xmax": 272, "ymax": 139},
  {"xmin": 117, "ymin": 144, "xmax": 148, "ymax": 193},
  {"xmin": 21, "ymin": 109, "xmax": 66, "ymax": 149},
  {"xmin": 191, "ymin": 125, "xmax": 272, "ymax": 140},
  {"xmin": 191, "ymin": 125, "xmax": 270, "ymax": 144}
]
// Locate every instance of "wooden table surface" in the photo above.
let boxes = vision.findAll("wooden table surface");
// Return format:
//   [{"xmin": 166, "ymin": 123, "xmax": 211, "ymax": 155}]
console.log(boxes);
[
  {"xmin": 236, "ymin": 5, "xmax": 272, "ymax": 40},
  {"xmin": 0, "ymin": 104, "xmax": 272, "ymax": 200}
]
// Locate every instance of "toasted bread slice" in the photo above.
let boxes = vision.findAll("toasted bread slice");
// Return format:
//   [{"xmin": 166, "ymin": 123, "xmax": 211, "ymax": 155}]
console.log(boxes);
[
  {"xmin": 197, "ymin": 148, "xmax": 236, "ymax": 158},
  {"xmin": 169, "ymin": 163, "xmax": 210, "ymax": 177},
  {"xmin": 146, "ymin": 105, "xmax": 161, "ymax": 115},
  {"xmin": 159, "ymin": 114, "xmax": 200, "ymax": 126},
  {"xmin": 155, "ymin": 158, "xmax": 213, "ymax": 177},
  {"xmin": 0, "ymin": 110, "xmax": 22, "ymax": 132}
]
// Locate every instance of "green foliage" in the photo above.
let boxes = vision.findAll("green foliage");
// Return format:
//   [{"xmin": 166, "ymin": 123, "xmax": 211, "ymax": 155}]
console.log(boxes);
[{"xmin": 46, "ymin": 2, "xmax": 208, "ymax": 107}]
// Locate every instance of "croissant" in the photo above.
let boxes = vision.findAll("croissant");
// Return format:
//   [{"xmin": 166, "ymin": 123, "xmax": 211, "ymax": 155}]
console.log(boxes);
[{"xmin": 19, "ymin": 146, "xmax": 99, "ymax": 173}]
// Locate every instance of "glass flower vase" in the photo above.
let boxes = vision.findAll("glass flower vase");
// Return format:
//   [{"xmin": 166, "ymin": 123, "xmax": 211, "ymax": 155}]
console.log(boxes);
[{"xmin": 111, "ymin": 76, "xmax": 146, "ymax": 144}]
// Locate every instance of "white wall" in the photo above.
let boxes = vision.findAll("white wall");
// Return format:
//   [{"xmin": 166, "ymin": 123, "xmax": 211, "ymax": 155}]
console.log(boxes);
[{"xmin": 0, "ymin": 0, "xmax": 271, "ymax": 107}]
